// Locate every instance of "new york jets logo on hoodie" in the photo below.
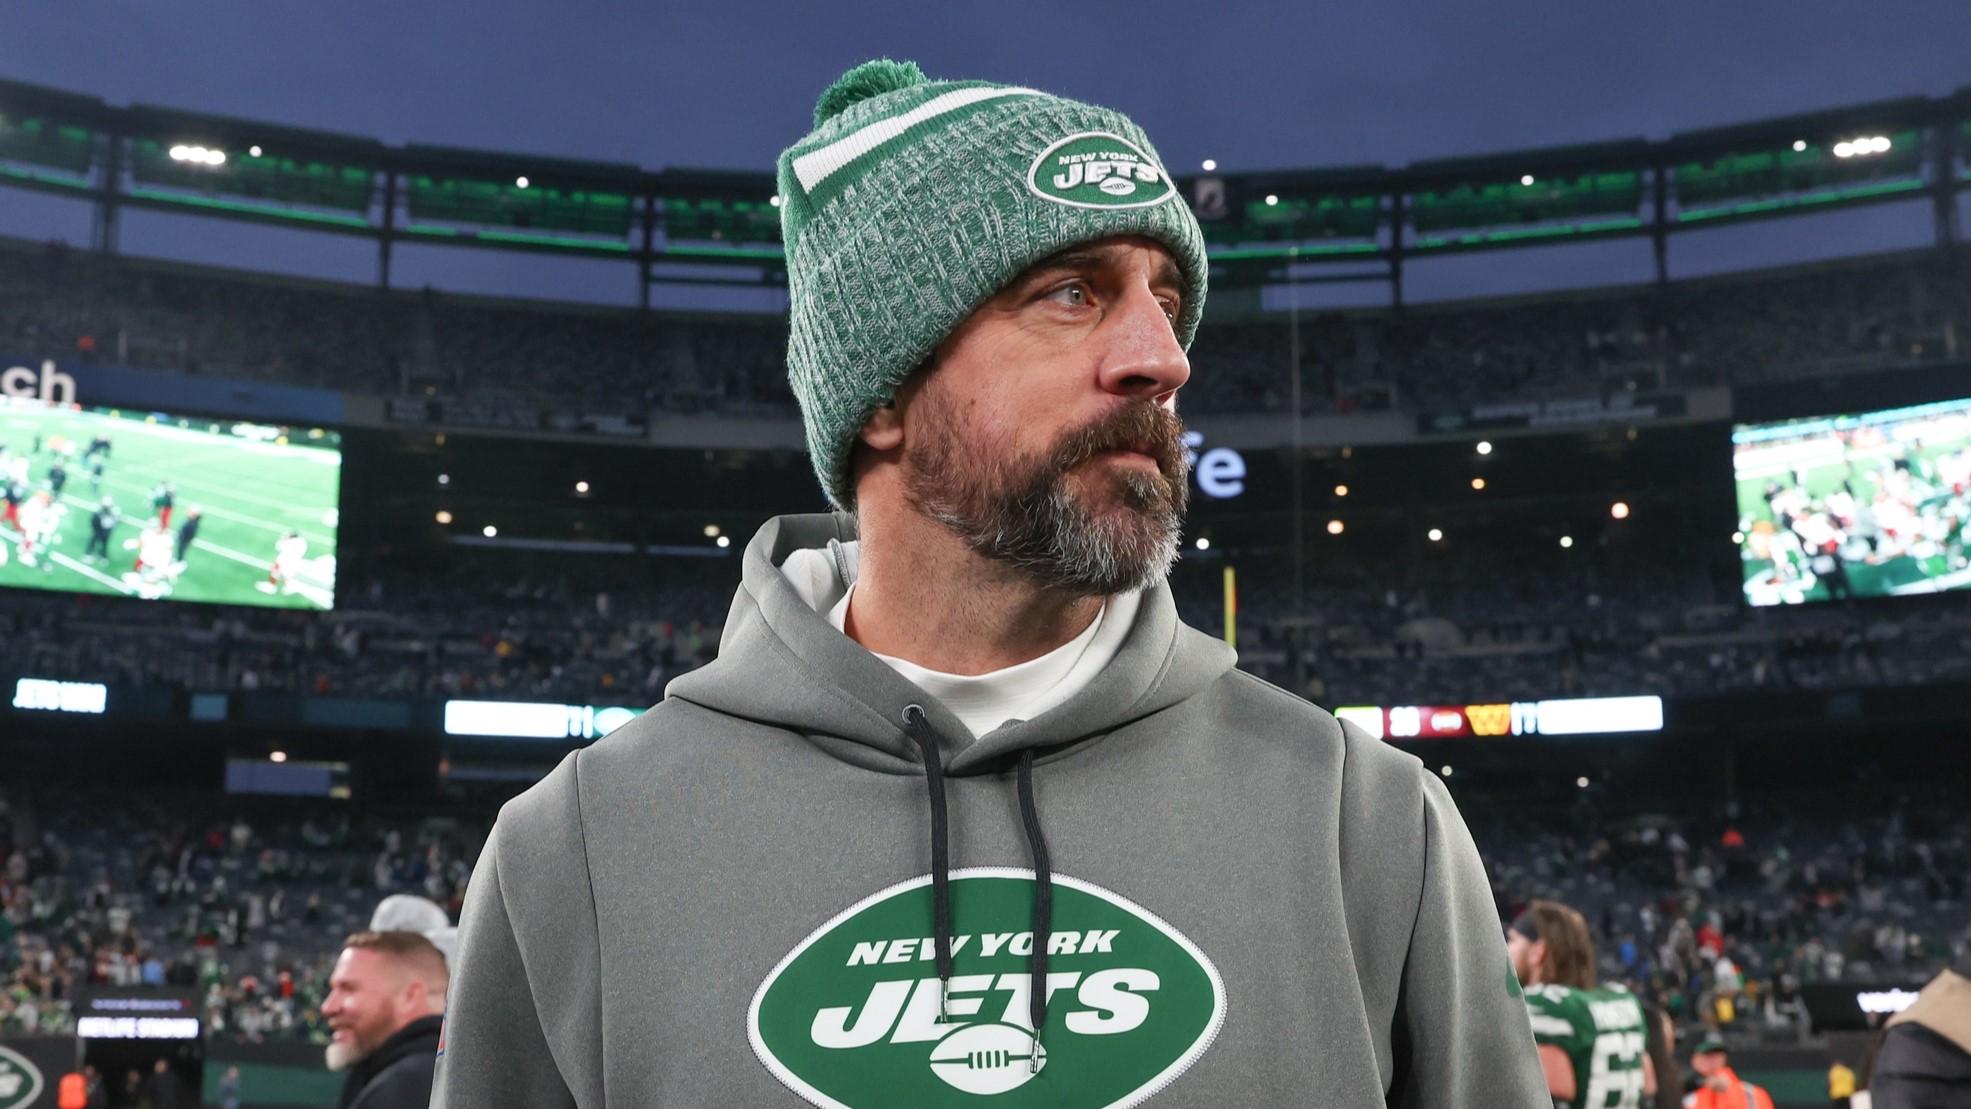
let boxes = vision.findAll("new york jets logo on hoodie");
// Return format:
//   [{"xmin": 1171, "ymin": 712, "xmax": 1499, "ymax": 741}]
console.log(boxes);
[{"xmin": 750, "ymin": 868, "xmax": 1224, "ymax": 1107}]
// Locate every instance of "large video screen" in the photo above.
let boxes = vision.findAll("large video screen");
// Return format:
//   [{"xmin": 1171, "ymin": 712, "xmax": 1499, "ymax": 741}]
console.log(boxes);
[
  {"xmin": 0, "ymin": 396, "xmax": 339, "ymax": 609},
  {"xmin": 1733, "ymin": 396, "xmax": 1971, "ymax": 606}
]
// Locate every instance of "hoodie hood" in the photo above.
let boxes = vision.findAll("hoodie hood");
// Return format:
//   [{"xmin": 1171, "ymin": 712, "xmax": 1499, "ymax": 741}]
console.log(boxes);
[{"xmin": 666, "ymin": 512, "xmax": 1236, "ymax": 775}]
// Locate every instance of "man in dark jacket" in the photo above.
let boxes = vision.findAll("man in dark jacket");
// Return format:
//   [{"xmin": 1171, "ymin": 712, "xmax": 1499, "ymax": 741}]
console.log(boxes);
[
  {"xmin": 142, "ymin": 1059, "xmax": 181, "ymax": 1109},
  {"xmin": 173, "ymin": 508, "xmax": 201, "ymax": 564},
  {"xmin": 83, "ymin": 497, "xmax": 117, "ymax": 562},
  {"xmin": 323, "ymin": 930, "xmax": 446, "ymax": 1109},
  {"xmin": 1869, "ymin": 949, "xmax": 1971, "ymax": 1107}
]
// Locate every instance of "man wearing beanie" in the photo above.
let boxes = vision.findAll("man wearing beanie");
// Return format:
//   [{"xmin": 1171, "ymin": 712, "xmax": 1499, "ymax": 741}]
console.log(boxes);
[{"xmin": 434, "ymin": 60, "xmax": 1545, "ymax": 1108}]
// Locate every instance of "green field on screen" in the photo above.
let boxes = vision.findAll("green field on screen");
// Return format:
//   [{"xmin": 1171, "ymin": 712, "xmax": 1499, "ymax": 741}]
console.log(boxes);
[
  {"xmin": 0, "ymin": 400, "xmax": 340, "ymax": 609},
  {"xmin": 1733, "ymin": 400, "xmax": 1971, "ymax": 604}
]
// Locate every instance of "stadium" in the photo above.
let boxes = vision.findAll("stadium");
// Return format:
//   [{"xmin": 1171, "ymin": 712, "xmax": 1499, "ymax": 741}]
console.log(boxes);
[{"xmin": 2, "ymin": 46, "xmax": 1970, "ymax": 1109}]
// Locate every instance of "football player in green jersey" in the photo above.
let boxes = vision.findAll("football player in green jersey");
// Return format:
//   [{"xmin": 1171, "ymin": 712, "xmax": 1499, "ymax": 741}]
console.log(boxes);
[{"xmin": 1509, "ymin": 900, "xmax": 1658, "ymax": 1109}]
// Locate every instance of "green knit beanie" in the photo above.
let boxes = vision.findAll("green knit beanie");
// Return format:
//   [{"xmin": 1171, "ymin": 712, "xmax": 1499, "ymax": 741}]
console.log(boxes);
[{"xmin": 778, "ymin": 59, "xmax": 1209, "ymax": 509}]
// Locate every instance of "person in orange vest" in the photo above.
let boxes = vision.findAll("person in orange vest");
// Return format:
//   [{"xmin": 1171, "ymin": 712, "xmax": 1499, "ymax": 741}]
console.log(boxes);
[
  {"xmin": 57, "ymin": 1069, "xmax": 88, "ymax": 1109},
  {"xmin": 1684, "ymin": 1036, "xmax": 1776, "ymax": 1109}
]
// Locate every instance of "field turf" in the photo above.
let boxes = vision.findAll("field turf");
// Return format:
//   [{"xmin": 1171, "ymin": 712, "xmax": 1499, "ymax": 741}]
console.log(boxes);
[
  {"xmin": 1733, "ymin": 424, "xmax": 1970, "ymax": 601},
  {"xmin": 0, "ymin": 400, "xmax": 339, "ymax": 609}
]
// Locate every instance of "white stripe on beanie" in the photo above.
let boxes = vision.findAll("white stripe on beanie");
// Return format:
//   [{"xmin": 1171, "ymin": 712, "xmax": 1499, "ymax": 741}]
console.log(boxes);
[{"xmin": 791, "ymin": 86, "xmax": 1039, "ymax": 193}]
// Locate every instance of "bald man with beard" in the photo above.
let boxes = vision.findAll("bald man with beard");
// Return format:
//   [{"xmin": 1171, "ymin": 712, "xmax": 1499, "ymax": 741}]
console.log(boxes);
[{"xmin": 322, "ymin": 931, "xmax": 446, "ymax": 1109}]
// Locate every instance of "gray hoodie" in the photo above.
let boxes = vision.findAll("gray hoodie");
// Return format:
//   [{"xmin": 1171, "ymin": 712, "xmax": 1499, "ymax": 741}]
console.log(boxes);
[{"xmin": 431, "ymin": 513, "xmax": 1547, "ymax": 1108}]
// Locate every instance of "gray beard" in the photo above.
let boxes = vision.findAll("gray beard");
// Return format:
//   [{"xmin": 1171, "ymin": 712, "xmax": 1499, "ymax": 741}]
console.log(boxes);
[
  {"xmin": 920, "ymin": 468, "xmax": 1182, "ymax": 596},
  {"xmin": 324, "ymin": 1041, "xmax": 360, "ymax": 1072},
  {"xmin": 903, "ymin": 401, "xmax": 1189, "ymax": 597}
]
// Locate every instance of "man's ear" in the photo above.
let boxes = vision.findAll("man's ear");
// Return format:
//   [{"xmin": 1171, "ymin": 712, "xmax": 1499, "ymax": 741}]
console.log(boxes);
[{"xmin": 859, "ymin": 401, "xmax": 904, "ymax": 452}]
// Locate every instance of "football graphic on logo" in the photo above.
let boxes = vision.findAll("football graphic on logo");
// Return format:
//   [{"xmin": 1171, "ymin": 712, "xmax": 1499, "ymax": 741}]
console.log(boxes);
[
  {"xmin": 926, "ymin": 1022, "xmax": 1047, "ymax": 1095},
  {"xmin": 1098, "ymin": 177, "xmax": 1137, "ymax": 196}
]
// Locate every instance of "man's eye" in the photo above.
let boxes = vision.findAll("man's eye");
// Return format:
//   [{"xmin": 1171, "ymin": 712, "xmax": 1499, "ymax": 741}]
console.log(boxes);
[{"xmin": 1044, "ymin": 284, "xmax": 1089, "ymax": 307}]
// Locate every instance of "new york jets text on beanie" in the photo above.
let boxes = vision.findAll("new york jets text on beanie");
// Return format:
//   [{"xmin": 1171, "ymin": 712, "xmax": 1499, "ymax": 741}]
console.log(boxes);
[{"xmin": 777, "ymin": 59, "xmax": 1209, "ymax": 509}]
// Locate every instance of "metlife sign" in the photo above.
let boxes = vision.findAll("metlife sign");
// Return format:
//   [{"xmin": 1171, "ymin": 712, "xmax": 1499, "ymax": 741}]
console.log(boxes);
[{"xmin": 1180, "ymin": 431, "xmax": 1245, "ymax": 500}]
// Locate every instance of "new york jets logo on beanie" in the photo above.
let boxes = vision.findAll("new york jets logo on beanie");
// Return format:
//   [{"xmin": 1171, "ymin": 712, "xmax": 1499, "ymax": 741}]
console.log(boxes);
[
  {"xmin": 1028, "ymin": 133, "xmax": 1177, "ymax": 209},
  {"xmin": 776, "ymin": 59, "xmax": 1209, "ymax": 509}
]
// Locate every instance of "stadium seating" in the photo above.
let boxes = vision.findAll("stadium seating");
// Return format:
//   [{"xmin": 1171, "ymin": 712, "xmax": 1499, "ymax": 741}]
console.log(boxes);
[
  {"xmin": 8, "ymin": 775, "xmax": 1964, "ymax": 1046},
  {"xmin": 4, "ymin": 238, "xmax": 1966, "ymax": 424},
  {"xmin": 1, "ymin": 787, "xmax": 473, "ymax": 1042}
]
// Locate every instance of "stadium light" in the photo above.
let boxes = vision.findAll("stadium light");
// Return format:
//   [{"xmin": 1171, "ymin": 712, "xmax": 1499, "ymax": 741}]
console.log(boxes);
[
  {"xmin": 270, "ymin": 751, "xmax": 287, "ymax": 763},
  {"xmin": 1194, "ymin": 536, "xmax": 1211, "ymax": 551},
  {"xmin": 1576, "ymin": 776, "xmax": 1590, "ymax": 788},
  {"xmin": 1559, "ymin": 535, "xmax": 1574, "ymax": 548},
  {"xmin": 1439, "ymin": 765, "xmax": 1453, "ymax": 778},
  {"xmin": 703, "ymin": 523, "xmax": 721, "ymax": 538},
  {"xmin": 483, "ymin": 525, "xmax": 498, "ymax": 538},
  {"xmin": 1201, "ymin": 158, "xmax": 1217, "ymax": 172},
  {"xmin": 437, "ymin": 473, "xmax": 450, "ymax": 486},
  {"xmin": 249, "ymin": 145, "xmax": 263, "ymax": 158},
  {"xmin": 1326, "ymin": 519, "xmax": 1344, "ymax": 536},
  {"xmin": 1333, "ymin": 484, "xmax": 1349, "ymax": 497},
  {"xmin": 1264, "ymin": 194, "xmax": 1279, "ymax": 206},
  {"xmin": 435, "ymin": 510, "xmax": 453, "ymax": 525},
  {"xmin": 1611, "ymin": 501, "xmax": 1631, "ymax": 519},
  {"xmin": 1475, "ymin": 440, "xmax": 1492, "ymax": 455},
  {"xmin": 1833, "ymin": 136, "xmax": 1891, "ymax": 160},
  {"xmin": 575, "ymin": 480, "xmax": 590, "ymax": 494},
  {"xmin": 515, "ymin": 175, "xmax": 530, "ymax": 188},
  {"xmin": 1519, "ymin": 174, "xmax": 1534, "ymax": 186},
  {"xmin": 1792, "ymin": 140, "xmax": 1807, "ymax": 152},
  {"xmin": 1732, "ymin": 530, "xmax": 1746, "ymax": 544},
  {"xmin": 1427, "ymin": 528, "xmax": 1443, "ymax": 542},
  {"xmin": 168, "ymin": 144, "xmax": 227, "ymax": 167},
  {"xmin": 769, "ymin": 195, "xmax": 782, "ymax": 207},
  {"xmin": 716, "ymin": 535, "xmax": 732, "ymax": 548},
  {"xmin": 1470, "ymin": 477, "xmax": 1486, "ymax": 491}
]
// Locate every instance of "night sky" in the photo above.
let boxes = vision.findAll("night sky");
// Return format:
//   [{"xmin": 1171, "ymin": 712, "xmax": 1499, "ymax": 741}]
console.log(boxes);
[{"xmin": 3, "ymin": 0, "xmax": 1967, "ymax": 306}]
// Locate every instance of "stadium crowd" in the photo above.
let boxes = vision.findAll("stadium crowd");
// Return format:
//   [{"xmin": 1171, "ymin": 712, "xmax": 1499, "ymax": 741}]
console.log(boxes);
[
  {"xmin": 2, "ymin": 539, "xmax": 1969, "ymax": 709},
  {"xmin": 3, "ymin": 237, "xmax": 1965, "ymax": 426},
  {"xmin": 0, "ymin": 788, "xmax": 473, "ymax": 1045},
  {"xmin": 6, "ymin": 777, "xmax": 1964, "ymax": 1051},
  {"xmin": 1479, "ymin": 783, "xmax": 1971, "ymax": 1045}
]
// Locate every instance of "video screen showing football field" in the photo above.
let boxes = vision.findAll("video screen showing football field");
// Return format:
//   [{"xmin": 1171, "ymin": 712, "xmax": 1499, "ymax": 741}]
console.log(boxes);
[
  {"xmin": 0, "ymin": 397, "xmax": 340, "ymax": 609},
  {"xmin": 1733, "ymin": 397, "xmax": 1971, "ymax": 607}
]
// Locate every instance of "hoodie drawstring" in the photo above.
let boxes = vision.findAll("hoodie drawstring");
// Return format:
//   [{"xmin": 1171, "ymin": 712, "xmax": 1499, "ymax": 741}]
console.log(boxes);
[
  {"xmin": 1015, "ymin": 748, "xmax": 1052, "ymax": 1071},
  {"xmin": 902, "ymin": 705, "xmax": 1055, "ymax": 1072},
  {"xmin": 902, "ymin": 705, "xmax": 954, "ymax": 1018}
]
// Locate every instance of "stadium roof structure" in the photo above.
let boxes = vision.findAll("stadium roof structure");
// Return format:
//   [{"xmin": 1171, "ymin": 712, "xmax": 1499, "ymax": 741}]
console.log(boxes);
[{"xmin": 0, "ymin": 76, "xmax": 1966, "ymax": 305}]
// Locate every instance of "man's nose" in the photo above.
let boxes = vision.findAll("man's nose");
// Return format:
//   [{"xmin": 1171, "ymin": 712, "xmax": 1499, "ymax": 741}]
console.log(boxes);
[{"xmin": 1096, "ymin": 284, "xmax": 1190, "ymax": 402}]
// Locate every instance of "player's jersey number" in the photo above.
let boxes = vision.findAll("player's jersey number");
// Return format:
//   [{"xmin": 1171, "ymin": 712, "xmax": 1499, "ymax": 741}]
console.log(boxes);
[{"xmin": 1582, "ymin": 1029, "xmax": 1646, "ymax": 1108}]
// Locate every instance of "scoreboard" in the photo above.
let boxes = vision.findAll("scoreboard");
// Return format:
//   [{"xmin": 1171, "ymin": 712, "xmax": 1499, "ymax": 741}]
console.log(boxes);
[{"xmin": 1334, "ymin": 695, "xmax": 1664, "ymax": 739}]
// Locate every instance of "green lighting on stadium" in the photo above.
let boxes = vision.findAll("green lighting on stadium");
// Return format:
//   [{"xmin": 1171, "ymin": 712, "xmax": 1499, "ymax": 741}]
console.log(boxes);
[
  {"xmin": 1411, "ymin": 217, "xmax": 1642, "ymax": 253},
  {"xmin": 662, "ymin": 244, "xmax": 787, "ymax": 261},
  {"xmin": 0, "ymin": 164, "xmax": 91, "ymax": 191},
  {"xmin": 1207, "ymin": 242, "xmax": 1381, "ymax": 260},
  {"xmin": 1676, "ymin": 178, "xmax": 1926, "ymax": 224},
  {"xmin": 476, "ymin": 229, "xmax": 630, "ymax": 252},
  {"xmin": 125, "ymin": 188, "xmax": 372, "ymax": 229}
]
